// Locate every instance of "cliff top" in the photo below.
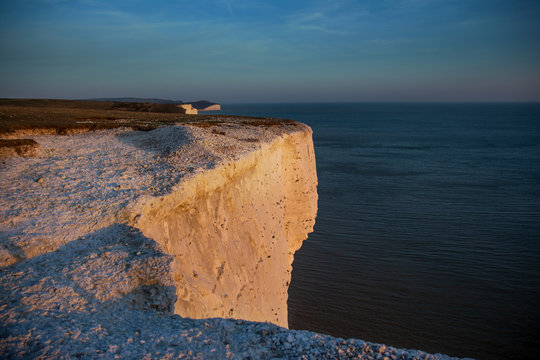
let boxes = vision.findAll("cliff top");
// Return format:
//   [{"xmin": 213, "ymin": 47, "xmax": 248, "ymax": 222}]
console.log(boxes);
[
  {"xmin": 0, "ymin": 102, "xmax": 309, "ymax": 268},
  {"xmin": 0, "ymin": 99, "xmax": 292, "ymax": 136}
]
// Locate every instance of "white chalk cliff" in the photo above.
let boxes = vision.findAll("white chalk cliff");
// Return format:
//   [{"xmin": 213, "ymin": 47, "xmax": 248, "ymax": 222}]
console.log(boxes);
[
  {"xmin": 135, "ymin": 129, "xmax": 316, "ymax": 327},
  {"xmin": 1, "ymin": 120, "xmax": 316, "ymax": 325},
  {"xmin": 0, "ymin": 120, "xmax": 462, "ymax": 359}
]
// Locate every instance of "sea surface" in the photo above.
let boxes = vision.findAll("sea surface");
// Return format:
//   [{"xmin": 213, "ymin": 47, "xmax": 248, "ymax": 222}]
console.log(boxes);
[{"xmin": 209, "ymin": 103, "xmax": 540, "ymax": 360}]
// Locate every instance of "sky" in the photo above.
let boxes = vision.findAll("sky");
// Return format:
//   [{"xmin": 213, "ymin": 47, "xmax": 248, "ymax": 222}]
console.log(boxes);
[{"xmin": 1, "ymin": 0, "xmax": 539, "ymax": 103}]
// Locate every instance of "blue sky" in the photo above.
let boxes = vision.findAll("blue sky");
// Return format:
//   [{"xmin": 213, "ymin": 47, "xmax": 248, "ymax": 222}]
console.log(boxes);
[{"xmin": 1, "ymin": 0, "xmax": 539, "ymax": 102}]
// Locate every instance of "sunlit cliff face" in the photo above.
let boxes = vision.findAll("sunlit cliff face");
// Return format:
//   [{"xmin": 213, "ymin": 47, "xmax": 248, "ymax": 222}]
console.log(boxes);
[{"xmin": 134, "ymin": 128, "xmax": 318, "ymax": 327}]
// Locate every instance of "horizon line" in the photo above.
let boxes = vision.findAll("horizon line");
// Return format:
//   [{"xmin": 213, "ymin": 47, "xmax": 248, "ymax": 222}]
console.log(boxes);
[{"xmin": 2, "ymin": 97, "xmax": 540, "ymax": 105}]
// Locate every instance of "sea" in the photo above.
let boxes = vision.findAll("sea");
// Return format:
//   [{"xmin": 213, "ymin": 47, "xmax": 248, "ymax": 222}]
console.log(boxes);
[{"xmin": 208, "ymin": 103, "xmax": 540, "ymax": 360}]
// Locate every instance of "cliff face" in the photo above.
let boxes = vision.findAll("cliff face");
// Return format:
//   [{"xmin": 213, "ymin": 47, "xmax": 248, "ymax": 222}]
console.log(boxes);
[{"xmin": 134, "ymin": 129, "xmax": 317, "ymax": 327}]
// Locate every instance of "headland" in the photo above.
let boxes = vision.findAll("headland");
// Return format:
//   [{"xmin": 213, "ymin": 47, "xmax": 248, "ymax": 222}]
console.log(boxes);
[{"xmin": 0, "ymin": 99, "xmax": 467, "ymax": 359}]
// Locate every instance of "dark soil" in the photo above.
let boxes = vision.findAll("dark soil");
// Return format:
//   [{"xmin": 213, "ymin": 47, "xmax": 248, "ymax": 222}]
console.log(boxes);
[{"xmin": 0, "ymin": 138, "xmax": 39, "ymax": 157}]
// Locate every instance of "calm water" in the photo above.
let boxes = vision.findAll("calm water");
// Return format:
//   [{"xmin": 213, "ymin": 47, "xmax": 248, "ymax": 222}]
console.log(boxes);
[{"xmin": 210, "ymin": 103, "xmax": 540, "ymax": 359}]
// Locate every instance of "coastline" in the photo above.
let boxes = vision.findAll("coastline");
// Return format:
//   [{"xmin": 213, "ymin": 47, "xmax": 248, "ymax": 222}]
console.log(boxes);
[{"xmin": 0, "ymin": 101, "xmax": 468, "ymax": 359}]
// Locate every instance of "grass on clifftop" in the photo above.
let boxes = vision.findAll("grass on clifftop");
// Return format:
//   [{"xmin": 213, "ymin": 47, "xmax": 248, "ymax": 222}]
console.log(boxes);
[{"xmin": 0, "ymin": 99, "xmax": 296, "ymax": 136}]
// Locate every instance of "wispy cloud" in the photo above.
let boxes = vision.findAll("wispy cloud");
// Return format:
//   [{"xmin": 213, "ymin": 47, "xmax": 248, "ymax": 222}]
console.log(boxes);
[
  {"xmin": 213, "ymin": 0, "xmax": 273, "ymax": 16},
  {"xmin": 216, "ymin": 0, "xmax": 234, "ymax": 16},
  {"xmin": 284, "ymin": 3, "xmax": 360, "ymax": 36},
  {"xmin": 64, "ymin": 2, "xmax": 218, "ymax": 38},
  {"xmin": 360, "ymin": 38, "xmax": 412, "ymax": 46},
  {"xmin": 459, "ymin": 18, "xmax": 488, "ymax": 27},
  {"xmin": 292, "ymin": 24, "xmax": 352, "ymax": 36}
]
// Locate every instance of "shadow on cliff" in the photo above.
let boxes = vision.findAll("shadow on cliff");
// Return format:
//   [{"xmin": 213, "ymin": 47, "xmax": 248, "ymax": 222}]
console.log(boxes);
[
  {"xmin": 115, "ymin": 125, "xmax": 194, "ymax": 156},
  {"xmin": 0, "ymin": 231, "xmax": 25, "ymax": 264},
  {"xmin": 0, "ymin": 223, "xmax": 295, "ymax": 359},
  {"xmin": 0, "ymin": 224, "xmax": 177, "ymax": 334}
]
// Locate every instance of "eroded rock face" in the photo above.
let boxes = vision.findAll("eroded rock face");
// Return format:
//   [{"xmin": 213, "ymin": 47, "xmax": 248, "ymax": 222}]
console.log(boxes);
[{"xmin": 134, "ymin": 129, "xmax": 317, "ymax": 327}]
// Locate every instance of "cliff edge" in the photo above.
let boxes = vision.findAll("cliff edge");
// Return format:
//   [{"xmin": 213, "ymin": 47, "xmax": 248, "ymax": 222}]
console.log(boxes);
[
  {"xmin": 0, "ymin": 113, "xmax": 466, "ymax": 359},
  {"xmin": 134, "ymin": 127, "xmax": 316, "ymax": 327}
]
